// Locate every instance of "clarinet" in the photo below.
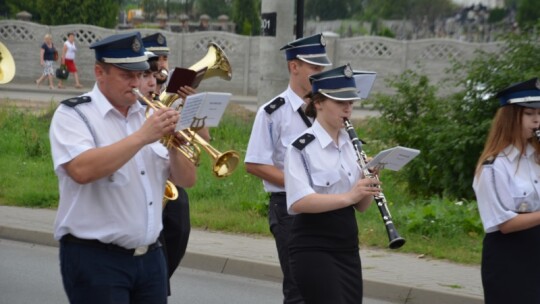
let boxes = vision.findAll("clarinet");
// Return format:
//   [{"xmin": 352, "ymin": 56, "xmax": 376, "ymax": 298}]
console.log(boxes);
[
  {"xmin": 535, "ymin": 128, "xmax": 540, "ymax": 142},
  {"xmin": 344, "ymin": 118, "xmax": 406, "ymax": 249}
]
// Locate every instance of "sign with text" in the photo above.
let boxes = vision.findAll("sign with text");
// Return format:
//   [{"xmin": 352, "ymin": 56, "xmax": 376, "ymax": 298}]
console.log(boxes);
[{"xmin": 261, "ymin": 12, "xmax": 277, "ymax": 36}]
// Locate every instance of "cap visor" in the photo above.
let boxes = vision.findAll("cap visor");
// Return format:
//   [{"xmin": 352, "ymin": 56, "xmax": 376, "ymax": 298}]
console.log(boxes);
[
  {"xmin": 112, "ymin": 61, "xmax": 150, "ymax": 71},
  {"xmin": 320, "ymin": 90, "xmax": 360, "ymax": 101},
  {"xmin": 299, "ymin": 55, "xmax": 332, "ymax": 66},
  {"xmin": 516, "ymin": 101, "xmax": 540, "ymax": 109},
  {"xmin": 152, "ymin": 50, "xmax": 169, "ymax": 56}
]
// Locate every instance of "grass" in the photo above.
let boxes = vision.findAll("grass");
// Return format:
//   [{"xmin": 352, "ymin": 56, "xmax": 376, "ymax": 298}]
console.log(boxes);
[{"xmin": 0, "ymin": 98, "xmax": 484, "ymax": 265}]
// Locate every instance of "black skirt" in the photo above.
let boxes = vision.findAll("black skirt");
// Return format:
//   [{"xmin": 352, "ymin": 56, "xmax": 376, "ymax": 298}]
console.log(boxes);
[
  {"xmin": 289, "ymin": 249, "xmax": 362, "ymax": 304},
  {"xmin": 482, "ymin": 225, "xmax": 540, "ymax": 304}
]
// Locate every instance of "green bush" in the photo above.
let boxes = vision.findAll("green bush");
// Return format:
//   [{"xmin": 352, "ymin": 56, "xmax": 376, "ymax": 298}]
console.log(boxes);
[{"xmin": 364, "ymin": 23, "xmax": 540, "ymax": 200}]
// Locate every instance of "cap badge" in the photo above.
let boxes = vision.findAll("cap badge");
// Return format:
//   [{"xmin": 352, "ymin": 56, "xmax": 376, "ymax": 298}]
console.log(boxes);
[
  {"xmin": 536, "ymin": 79, "xmax": 540, "ymax": 90},
  {"xmin": 320, "ymin": 35, "xmax": 326, "ymax": 47},
  {"xmin": 132, "ymin": 38, "xmax": 141, "ymax": 52},
  {"xmin": 157, "ymin": 34, "xmax": 165, "ymax": 45},
  {"xmin": 344, "ymin": 65, "xmax": 353, "ymax": 78}
]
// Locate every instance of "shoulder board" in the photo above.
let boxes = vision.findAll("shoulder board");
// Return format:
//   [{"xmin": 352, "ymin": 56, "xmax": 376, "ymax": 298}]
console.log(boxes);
[
  {"xmin": 264, "ymin": 97, "xmax": 285, "ymax": 114},
  {"xmin": 292, "ymin": 133, "xmax": 315, "ymax": 151},
  {"xmin": 60, "ymin": 96, "xmax": 92, "ymax": 107},
  {"xmin": 482, "ymin": 157, "xmax": 496, "ymax": 165}
]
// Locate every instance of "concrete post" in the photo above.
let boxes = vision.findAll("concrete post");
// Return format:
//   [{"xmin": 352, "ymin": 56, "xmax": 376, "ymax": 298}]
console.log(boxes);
[{"xmin": 257, "ymin": 0, "xmax": 295, "ymax": 107}]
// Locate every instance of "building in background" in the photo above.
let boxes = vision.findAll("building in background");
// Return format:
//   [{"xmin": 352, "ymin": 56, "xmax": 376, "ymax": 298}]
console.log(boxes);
[{"xmin": 451, "ymin": 0, "xmax": 504, "ymax": 8}]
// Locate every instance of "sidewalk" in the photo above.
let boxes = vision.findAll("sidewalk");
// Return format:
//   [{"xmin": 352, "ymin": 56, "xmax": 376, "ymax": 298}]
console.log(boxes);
[
  {"xmin": 0, "ymin": 205, "xmax": 483, "ymax": 304},
  {"xmin": 0, "ymin": 81, "xmax": 381, "ymax": 119}
]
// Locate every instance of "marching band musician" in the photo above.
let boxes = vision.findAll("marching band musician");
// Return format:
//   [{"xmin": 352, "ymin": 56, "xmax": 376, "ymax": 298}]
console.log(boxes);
[
  {"xmin": 245, "ymin": 33, "xmax": 331, "ymax": 304},
  {"xmin": 141, "ymin": 33, "xmax": 209, "ymax": 287},
  {"xmin": 473, "ymin": 78, "xmax": 540, "ymax": 304},
  {"xmin": 283, "ymin": 64, "xmax": 381, "ymax": 304},
  {"xmin": 49, "ymin": 32, "xmax": 196, "ymax": 304}
]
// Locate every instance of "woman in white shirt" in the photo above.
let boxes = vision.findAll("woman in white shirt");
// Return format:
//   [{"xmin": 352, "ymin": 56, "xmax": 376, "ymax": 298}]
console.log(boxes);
[
  {"xmin": 473, "ymin": 78, "xmax": 540, "ymax": 304},
  {"xmin": 284, "ymin": 64, "xmax": 381, "ymax": 304},
  {"xmin": 57, "ymin": 32, "xmax": 82, "ymax": 89}
]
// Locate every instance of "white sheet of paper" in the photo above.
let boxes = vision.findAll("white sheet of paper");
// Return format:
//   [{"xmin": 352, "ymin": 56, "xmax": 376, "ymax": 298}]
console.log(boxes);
[
  {"xmin": 176, "ymin": 92, "xmax": 232, "ymax": 130},
  {"xmin": 353, "ymin": 71, "xmax": 377, "ymax": 99},
  {"xmin": 366, "ymin": 146, "xmax": 420, "ymax": 171}
]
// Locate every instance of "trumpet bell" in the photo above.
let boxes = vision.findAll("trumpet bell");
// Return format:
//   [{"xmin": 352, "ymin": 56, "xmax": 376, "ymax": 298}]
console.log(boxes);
[
  {"xmin": 213, "ymin": 150, "xmax": 240, "ymax": 178},
  {"xmin": 0, "ymin": 41, "xmax": 16, "ymax": 84},
  {"xmin": 163, "ymin": 180, "xmax": 179, "ymax": 207},
  {"xmin": 189, "ymin": 42, "xmax": 232, "ymax": 82}
]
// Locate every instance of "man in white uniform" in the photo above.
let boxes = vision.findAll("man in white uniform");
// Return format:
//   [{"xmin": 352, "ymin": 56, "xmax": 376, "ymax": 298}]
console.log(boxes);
[
  {"xmin": 244, "ymin": 33, "xmax": 331, "ymax": 304},
  {"xmin": 49, "ymin": 32, "xmax": 196, "ymax": 304}
]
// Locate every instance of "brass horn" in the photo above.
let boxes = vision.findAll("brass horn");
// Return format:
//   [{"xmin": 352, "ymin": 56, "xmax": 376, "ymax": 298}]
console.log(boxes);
[
  {"xmin": 176, "ymin": 128, "xmax": 240, "ymax": 178},
  {"xmin": 0, "ymin": 41, "xmax": 16, "ymax": 84},
  {"xmin": 159, "ymin": 42, "xmax": 232, "ymax": 105}
]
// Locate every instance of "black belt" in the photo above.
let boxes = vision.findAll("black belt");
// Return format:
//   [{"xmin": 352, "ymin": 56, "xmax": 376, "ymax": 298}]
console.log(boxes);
[
  {"xmin": 270, "ymin": 192, "xmax": 286, "ymax": 197},
  {"xmin": 61, "ymin": 234, "xmax": 161, "ymax": 256}
]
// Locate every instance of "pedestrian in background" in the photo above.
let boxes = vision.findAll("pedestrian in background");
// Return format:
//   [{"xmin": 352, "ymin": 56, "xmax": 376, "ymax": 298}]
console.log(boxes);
[
  {"xmin": 473, "ymin": 78, "xmax": 540, "ymax": 304},
  {"xmin": 35, "ymin": 33, "xmax": 56, "ymax": 90},
  {"xmin": 57, "ymin": 32, "xmax": 83, "ymax": 89},
  {"xmin": 284, "ymin": 64, "xmax": 380, "ymax": 304}
]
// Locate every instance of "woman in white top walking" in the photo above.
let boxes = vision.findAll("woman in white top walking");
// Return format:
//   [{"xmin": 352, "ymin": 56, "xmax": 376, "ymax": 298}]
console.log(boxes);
[{"xmin": 57, "ymin": 32, "xmax": 82, "ymax": 89}]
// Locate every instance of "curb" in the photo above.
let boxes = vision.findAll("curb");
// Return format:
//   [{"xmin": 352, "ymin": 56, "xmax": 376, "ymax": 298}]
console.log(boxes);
[{"xmin": 0, "ymin": 224, "xmax": 483, "ymax": 304}]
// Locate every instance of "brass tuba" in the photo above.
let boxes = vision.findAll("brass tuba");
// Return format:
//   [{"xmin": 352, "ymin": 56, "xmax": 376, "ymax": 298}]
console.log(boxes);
[
  {"xmin": 0, "ymin": 41, "xmax": 16, "ymax": 84},
  {"xmin": 159, "ymin": 42, "xmax": 232, "ymax": 106}
]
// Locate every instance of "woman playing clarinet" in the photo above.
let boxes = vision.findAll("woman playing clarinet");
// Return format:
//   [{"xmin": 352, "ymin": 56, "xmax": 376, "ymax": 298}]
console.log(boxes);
[
  {"xmin": 283, "ymin": 64, "xmax": 381, "ymax": 304},
  {"xmin": 473, "ymin": 78, "xmax": 540, "ymax": 304}
]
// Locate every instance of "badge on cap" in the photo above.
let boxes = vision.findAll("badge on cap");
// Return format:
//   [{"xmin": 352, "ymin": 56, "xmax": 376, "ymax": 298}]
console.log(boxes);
[
  {"xmin": 536, "ymin": 79, "xmax": 540, "ymax": 90},
  {"xmin": 344, "ymin": 65, "xmax": 353, "ymax": 78},
  {"xmin": 132, "ymin": 38, "xmax": 141, "ymax": 52},
  {"xmin": 320, "ymin": 35, "xmax": 326, "ymax": 47},
  {"xmin": 157, "ymin": 34, "xmax": 165, "ymax": 45}
]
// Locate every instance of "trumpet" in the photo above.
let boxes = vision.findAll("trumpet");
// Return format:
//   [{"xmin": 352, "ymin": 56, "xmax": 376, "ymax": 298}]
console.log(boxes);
[
  {"xmin": 159, "ymin": 42, "xmax": 232, "ymax": 106},
  {"xmin": 132, "ymin": 88, "xmax": 240, "ymax": 178},
  {"xmin": 344, "ymin": 118, "xmax": 406, "ymax": 249},
  {"xmin": 0, "ymin": 41, "xmax": 16, "ymax": 84}
]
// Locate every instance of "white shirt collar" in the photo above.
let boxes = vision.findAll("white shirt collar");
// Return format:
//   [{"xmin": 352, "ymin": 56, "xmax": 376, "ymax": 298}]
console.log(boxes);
[
  {"xmin": 285, "ymin": 85, "xmax": 307, "ymax": 112},
  {"xmin": 311, "ymin": 120, "xmax": 349, "ymax": 150},
  {"xmin": 91, "ymin": 83, "xmax": 144, "ymax": 118}
]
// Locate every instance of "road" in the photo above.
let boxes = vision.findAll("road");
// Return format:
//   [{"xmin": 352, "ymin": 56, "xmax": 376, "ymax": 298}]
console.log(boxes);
[{"xmin": 0, "ymin": 238, "xmax": 398, "ymax": 304}]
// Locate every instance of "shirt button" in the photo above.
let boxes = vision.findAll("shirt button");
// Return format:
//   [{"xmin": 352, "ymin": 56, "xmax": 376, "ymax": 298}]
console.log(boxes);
[
  {"xmin": 348, "ymin": 172, "xmax": 351, "ymax": 176},
  {"xmin": 149, "ymin": 201, "xmax": 153, "ymax": 205},
  {"xmin": 524, "ymin": 192, "xmax": 527, "ymax": 195},
  {"xmin": 535, "ymin": 180, "xmax": 538, "ymax": 184},
  {"xmin": 141, "ymin": 170, "xmax": 145, "ymax": 175},
  {"xmin": 326, "ymin": 182, "xmax": 330, "ymax": 186}
]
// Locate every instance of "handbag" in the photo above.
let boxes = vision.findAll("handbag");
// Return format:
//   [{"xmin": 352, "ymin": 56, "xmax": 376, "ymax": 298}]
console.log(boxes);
[{"xmin": 55, "ymin": 64, "xmax": 69, "ymax": 80}]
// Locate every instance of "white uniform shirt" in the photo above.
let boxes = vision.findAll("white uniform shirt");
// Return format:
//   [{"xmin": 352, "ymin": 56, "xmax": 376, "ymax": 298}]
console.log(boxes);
[
  {"xmin": 64, "ymin": 40, "xmax": 76, "ymax": 60},
  {"xmin": 245, "ymin": 86, "xmax": 311, "ymax": 192},
  {"xmin": 50, "ymin": 84, "xmax": 170, "ymax": 249},
  {"xmin": 473, "ymin": 144, "xmax": 540, "ymax": 233},
  {"xmin": 284, "ymin": 120, "xmax": 362, "ymax": 214}
]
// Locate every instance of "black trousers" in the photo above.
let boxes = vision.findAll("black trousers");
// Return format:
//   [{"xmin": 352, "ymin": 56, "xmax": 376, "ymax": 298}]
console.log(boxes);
[
  {"xmin": 160, "ymin": 186, "xmax": 191, "ymax": 278},
  {"xmin": 269, "ymin": 193, "xmax": 304, "ymax": 304}
]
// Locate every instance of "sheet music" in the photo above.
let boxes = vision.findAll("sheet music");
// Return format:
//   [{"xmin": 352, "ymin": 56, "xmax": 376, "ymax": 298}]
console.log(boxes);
[
  {"xmin": 176, "ymin": 92, "xmax": 231, "ymax": 130},
  {"xmin": 366, "ymin": 146, "xmax": 420, "ymax": 171}
]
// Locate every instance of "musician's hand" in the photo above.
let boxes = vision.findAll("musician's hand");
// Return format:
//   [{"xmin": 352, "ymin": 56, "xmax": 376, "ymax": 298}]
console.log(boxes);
[
  {"xmin": 138, "ymin": 108, "xmax": 179, "ymax": 144},
  {"xmin": 176, "ymin": 86, "xmax": 197, "ymax": 100},
  {"xmin": 348, "ymin": 177, "xmax": 381, "ymax": 205}
]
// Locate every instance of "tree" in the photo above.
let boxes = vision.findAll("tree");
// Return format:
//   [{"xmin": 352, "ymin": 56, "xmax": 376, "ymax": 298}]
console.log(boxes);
[
  {"xmin": 37, "ymin": 0, "xmax": 120, "ymax": 28},
  {"xmin": 231, "ymin": 0, "xmax": 260, "ymax": 35},
  {"xmin": 304, "ymin": 0, "xmax": 357, "ymax": 20},
  {"xmin": 194, "ymin": 0, "xmax": 232, "ymax": 19},
  {"xmin": 516, "ymin": 0, "xmax": 540, "ymax": 28}
]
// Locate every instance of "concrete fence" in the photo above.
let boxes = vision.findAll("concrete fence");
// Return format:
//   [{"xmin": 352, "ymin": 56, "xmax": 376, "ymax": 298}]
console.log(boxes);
[{"xmin": 0, "ymin": 20, "xmax": 501, "ymax": 97}]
